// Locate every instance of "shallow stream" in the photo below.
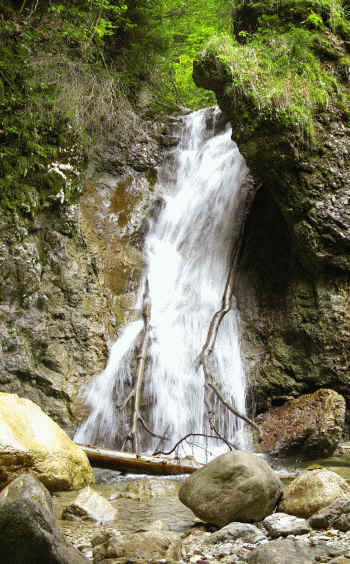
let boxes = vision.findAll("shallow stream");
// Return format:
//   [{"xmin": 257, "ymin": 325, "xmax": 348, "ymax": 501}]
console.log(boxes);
[{"xmin": 54, "ymin": 451, "xmax": 350, "ymax": 558}]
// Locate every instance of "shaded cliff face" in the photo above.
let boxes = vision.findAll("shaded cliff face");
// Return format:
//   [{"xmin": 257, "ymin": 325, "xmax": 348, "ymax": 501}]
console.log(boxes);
[
  {"xmin": 0, "ymin": 128, "xmax": 162, "ymax": 433},
  {"xmin": 193, "ymin": 0, "xmax": 350, "ymax": 427}
]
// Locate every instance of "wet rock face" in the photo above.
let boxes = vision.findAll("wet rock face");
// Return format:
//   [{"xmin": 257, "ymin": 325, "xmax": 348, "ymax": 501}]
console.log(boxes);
[
  {"xmin": 0, "ymin": 204, "xmax": 107, "ymax": 431},
  {"xmin": 236, "ymin": 189, "xmax": 350, "ymax": 423},
  {"xmin": 0, "ymin": 123, "xmax": 163, "ymax": 432},
  {"xmin": 255, "ymin": 388, "xmax": 346, "ymax": 458},
  {"xmin": 194, "ymin": 48, "xmax": 350, "ymax": 427}
]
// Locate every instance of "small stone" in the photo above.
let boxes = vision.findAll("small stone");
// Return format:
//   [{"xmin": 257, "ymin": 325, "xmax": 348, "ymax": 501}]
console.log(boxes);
[
  {"xmin": 62, "ymin": 486, "xmax": 118, "ymax": 523},
  {"xmin": 263, "ymin": 513, "xmax": 311, "ymax": 537},
  {"xmin": 205, "ymin": 522, "xmax": 266, "ymax": 545}
]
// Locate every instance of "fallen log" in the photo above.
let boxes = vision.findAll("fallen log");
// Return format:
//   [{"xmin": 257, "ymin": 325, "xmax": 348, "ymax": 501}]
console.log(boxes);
[{"xmin": 77, "ymin": 444, "xmax": 201, "ymax": 476}]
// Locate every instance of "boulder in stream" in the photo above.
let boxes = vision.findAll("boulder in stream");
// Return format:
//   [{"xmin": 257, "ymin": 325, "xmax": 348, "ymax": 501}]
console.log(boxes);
[
  {"xmin": 61, "ymin": 486, "xmax": 118, "ymax": 523},
  {"xmin": 279, "ymin": 468, "xmax": 350, "ymax": 518},
  {"xmin": 0, "ymin": 392, "xmax": 94, "ymax": 490},
  {"xmin": 179, "ymin": 450, "xmax": 283, "ymax": 527},
  {"xmin": 309, "ymin": 498, "xmax": 350, "ymax": 531},
  {"xmin": 255, "ymin": 388, "xmax": 346, "ymax": 458},
  {"xmin": 0, "ymin": 472, "xmax": 88, "ymax": 564}
]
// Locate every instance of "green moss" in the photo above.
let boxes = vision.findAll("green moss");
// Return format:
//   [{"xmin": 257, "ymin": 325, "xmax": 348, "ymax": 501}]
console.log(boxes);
[{"xmin": 200, "ymin": 0, "xmax": 349, "ymax": 142}]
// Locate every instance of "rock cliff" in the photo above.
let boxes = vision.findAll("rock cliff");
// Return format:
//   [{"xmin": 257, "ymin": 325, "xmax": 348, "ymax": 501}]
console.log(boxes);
[
  {"xmin": 193, "ymin": 0, "xmax": 350, "ymax": 429},
  {"xmin": 0, "ymin": 126, "xmax": 162, "ymax": 433}
]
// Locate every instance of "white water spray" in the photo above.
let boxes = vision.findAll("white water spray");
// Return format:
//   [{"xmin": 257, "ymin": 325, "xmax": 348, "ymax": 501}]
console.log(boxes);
[{"xmin": 76, "ymin": 108, "xmax": 250, "ymax": 460}]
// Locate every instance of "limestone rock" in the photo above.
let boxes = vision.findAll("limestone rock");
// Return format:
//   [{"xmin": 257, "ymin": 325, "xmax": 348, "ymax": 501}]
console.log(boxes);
[
  {"xmin": 205, "ymin": 522, "xmax": 266, "ymax": 545},
  {"xmin": 263, "ymin": 512, "xmax": 311, "ymax": 538},
  {"xmin": 255, "ymin": 389, "xmax": 346, "ymax": 458},
  {"xmin": 62, "ymin": 486, "xmax": 118, "ymax": 523},
  {"xmin": 0, "ymin": 472, "xmax": 88, "ymax": 564},
  {"xmin": 92, "ymin": 528, "xmax": 180, "ymax": 562},
  {"xmin": 279, "ymin": 469, "xmax": 350, "ymax": 518},
  {"xmin": 193, "ymin": 10, "xmax": 350, "ymax": 426},
  {"xmin": 179, "ymin": 451, "xmax": 283, "ymax": 527},
  {"xmin": 0, "ymin": 393, "xmax": 94, "ymax": 490},
  {"xmin": 309, "ymin": 498, "xmax": 350, "ymax": 531},
  {"xmin": 244, "ymin": 534, "xmax": 350, "ymax": 564}
]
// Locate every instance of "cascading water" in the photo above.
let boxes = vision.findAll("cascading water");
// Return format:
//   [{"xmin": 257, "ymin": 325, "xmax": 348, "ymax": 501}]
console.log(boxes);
[{"xmin": 75, "ymin": 107, "xmax": 251, "ymax": 461}]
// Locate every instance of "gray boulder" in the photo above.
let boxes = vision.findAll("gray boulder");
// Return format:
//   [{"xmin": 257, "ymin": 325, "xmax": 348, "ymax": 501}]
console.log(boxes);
[
  {"xmin": 61, "ymin": 486, "xmax": 118, "ymax": 523},
  {"xmin": 0, "ymin": 472, "xmax": 88, "ymax": 564},
  {"xmin": 92, "ymin": 526, "xmax": 180, "ymax": 562},
  {"xmin": 309, "ymin": 498, "xmax": 350, "ymax": 531},
  {"xmin": 255, "ymin": 389, "xmax": 346, "ymax": 458},
  {"xmin": 179, "ymin": 451, "xmax": 283, "ymax": 527},
  {"xmin": 205, "ymin": 522, "xmax": 266, "ymax": 545},
  {"xmin": 279, "ymin": 468, "xmax": 350, "ymax": 518},
  {"xmin": 263, "ymin": 512, "xmax": 311, "ymax": 538}
]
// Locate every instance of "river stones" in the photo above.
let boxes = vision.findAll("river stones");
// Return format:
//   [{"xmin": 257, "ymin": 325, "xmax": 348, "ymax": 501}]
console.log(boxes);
[
  {"xmin": 61, "ymin": 486, "xmax": 118, "ymax": 523},
  {"xmin": 263, "ymin": 512, "xmax": 311, "ymax": 538},
  {"xmin": 0, "ymin": 393, "xmax": 94, "ymax": 490},
  {"xmin": 309, "ymin": 498, "xmax": 350, "ymax": 531},
  {"xmin": 92, "ymin": 526, "xmax": 181, "ymax": 562},
  {"xmin": 205, "ymin": 522, "xmax": 267, "ymax": 545},
  {"xmin": 255, "ymin": 389, "xmax": 346, "ymax": 458},
  {"xmin": 279, "ymin": 468, "xmax": 350, "ymax": 518},
  {"xmin": 244, "ymin": 534, "xmax": 350, "ymax": 564},
  {"xmin": 179, "ymin": 451, "xmax": 283, "ymax": 527},
  {"xmin": 0, "ymin": 472, "xmax": 88, "ymax": 564}
]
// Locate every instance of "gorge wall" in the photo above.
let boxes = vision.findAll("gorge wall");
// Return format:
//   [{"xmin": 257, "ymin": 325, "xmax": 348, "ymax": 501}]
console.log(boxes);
[
  {"xmin": 1, "ymin": 0, "xmax": 349, "ymax": 442},
  {"xmin": 193, "ymin": 0, "xmax": 350, "ymax": 430},
  {"xmin": 0, "ymin": 126, "xmax": 162, "ymax": 433}
]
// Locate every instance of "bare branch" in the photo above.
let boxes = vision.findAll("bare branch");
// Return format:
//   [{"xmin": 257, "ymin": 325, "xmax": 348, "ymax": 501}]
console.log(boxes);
[
  {"xmin": 139, "ymin": 415, "xmax": 168, "ymax": 441},
  {"xmin": 116, "ymin": 388, "xmax": 135, "ymax": 410},
  {"xmin": 153, "ymin": 432, "xmax": 229, "ymax": 457},
  {"xmin": 200, "ymin": 238, "xmax": 263, "ymax": 442},
  {"xmin": 208, "ymin": 414, "xmax": 236, "ymax": 451}
]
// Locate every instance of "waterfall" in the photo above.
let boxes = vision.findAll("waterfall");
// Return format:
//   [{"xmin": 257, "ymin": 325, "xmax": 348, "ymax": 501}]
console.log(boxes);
[{"xmin": 75, "ymin": 108, "xmax": 250, "ymax": 461}]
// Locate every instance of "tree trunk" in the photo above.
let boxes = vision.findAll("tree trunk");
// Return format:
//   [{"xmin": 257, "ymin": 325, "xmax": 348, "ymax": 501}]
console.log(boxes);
[{"xmin": 78, "ymin": 444, "xmax": 200, "ymax": 476}]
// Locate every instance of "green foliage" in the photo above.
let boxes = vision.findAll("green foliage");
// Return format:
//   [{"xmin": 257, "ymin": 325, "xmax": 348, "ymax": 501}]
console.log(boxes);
[
  {"xmin": 47, "ymin": 0, "xmax": 129, "ymax": 55},
  {"xmin": 205, "ymin": 0, "xmax": 350, "ymax": 140},
  {"xmin": 233, "ymin": 0, "xmax": 350, "ymax": 36},
  {"xmin": 154, "ymin": 0, "xmax": 232, "ymax": 110}
]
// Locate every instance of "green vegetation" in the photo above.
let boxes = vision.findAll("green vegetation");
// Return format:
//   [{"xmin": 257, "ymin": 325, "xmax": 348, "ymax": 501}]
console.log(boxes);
[
  {"xmin": 203, "ymin": 0, "xmax": 350, "ymax": 140},
  {"xmin": 0, "ymin": 0, "xmax": 230, "ymax": 214},
  {"xmin": 1, "ymin": 0, "xmax": 349, "ymax": 213}
]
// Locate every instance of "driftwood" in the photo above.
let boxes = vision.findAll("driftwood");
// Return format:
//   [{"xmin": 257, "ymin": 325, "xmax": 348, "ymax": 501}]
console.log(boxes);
[{"xmin": 78, "ymin": 444, "xmax": 200, "ymax": 476}]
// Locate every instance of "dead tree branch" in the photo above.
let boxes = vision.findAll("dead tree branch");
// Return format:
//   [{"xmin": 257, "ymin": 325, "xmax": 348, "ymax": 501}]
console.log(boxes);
[
  {"xmin": 200, "ymin": 244, "xmax": 263, "ymax": 442},
  {"xmin": 118, "ymin": 279, "xmax": 168, "ymax": 453},
  {"xmin": 153, "ymin": 432, "xmax": 231, "ymax": 457}
]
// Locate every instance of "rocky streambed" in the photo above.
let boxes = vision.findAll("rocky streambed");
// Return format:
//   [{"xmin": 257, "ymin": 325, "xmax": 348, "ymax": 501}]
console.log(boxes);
[{"xmin": 49, "ymin": 453, "xmax": 350, "ymax": 564}]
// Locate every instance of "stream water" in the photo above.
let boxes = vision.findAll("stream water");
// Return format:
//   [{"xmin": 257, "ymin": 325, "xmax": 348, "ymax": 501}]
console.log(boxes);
[{"xmin": 75, "ymin": 108, "xmax": 251, "ymax": 461}]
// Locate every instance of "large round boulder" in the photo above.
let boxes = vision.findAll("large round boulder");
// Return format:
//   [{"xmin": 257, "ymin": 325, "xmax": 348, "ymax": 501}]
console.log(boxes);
[
  {"xmin": 0, "ymin": 393, "xmax": 94, "ymax": 490},
  {"xmin": 255, "ymin": 389, "xmax": 346, "ymax": 458},
  {"xmin": 279, "ymin": 468, "xmax": 350, "ymax": 518},
  {"xmin": 179, "ymin": 450, "xmax": 283, "ymax": 527},
  {"xmin": 0, "ymin": 472, "xmax": 88, "ymax": 564}
]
